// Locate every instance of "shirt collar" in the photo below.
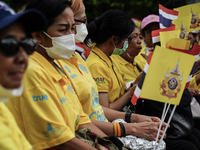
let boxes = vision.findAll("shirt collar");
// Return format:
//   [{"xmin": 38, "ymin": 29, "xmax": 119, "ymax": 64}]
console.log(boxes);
[
  {"xmin": 112, "ymin": 55, "xmax": 136, "ymax": 66},
  {"xmin": 92, "ymin": 46, "xmax": 112, "ymax": 68},
  {"xmin": 29, "ymin": 52, "xmax": 62, "ymax": 81}
]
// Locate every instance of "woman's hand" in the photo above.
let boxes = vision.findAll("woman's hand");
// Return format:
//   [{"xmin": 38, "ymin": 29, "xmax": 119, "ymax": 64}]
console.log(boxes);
[
  {"xmin": 124, "ymin": 121, "xmax": 167, "ymax": 142},
  {"xmin": 188, "ymin": 87, "xmax": 199, "ymax": 97}
]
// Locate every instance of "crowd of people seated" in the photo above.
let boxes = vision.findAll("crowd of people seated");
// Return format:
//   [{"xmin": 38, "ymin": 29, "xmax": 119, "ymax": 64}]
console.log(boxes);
[{"xmin": 0, "ymin": 0, "xmax": 200, "ymax": 150}]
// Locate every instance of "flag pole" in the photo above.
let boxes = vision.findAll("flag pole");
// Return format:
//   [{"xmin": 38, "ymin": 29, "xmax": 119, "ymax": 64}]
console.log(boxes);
[
  {"xmin": 153, "ymin": 103, "xmax": 170, "ymax": 150},
  {"xmin": 153, "ymin": 103, "xmax": 167, "ymax": 150},
  {"xmin": 157, "ymin": 105, "xmax": 177, "ymax": 149}
]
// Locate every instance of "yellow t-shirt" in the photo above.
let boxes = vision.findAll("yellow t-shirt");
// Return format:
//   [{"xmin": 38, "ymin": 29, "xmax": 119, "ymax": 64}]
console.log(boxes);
[
  {"xmin": 189, "ymin": 75, "xmax": 200, "ymax": 91},
  {"xmin": 55, "ymin": 52, "xmax": 107, "ymax": 122},
  {"xmin": 7, "ymin": 52, "xmax": 91, "ymax": 150},
  {"xmin": 0, "ymin": 102, "xmax": 32, "ymax": 150},
  {"xmin": 111, "ymin": 55, "xmax": 145, "ymax": 84},
  {"xmin": 86, "ymin": 46, "xmax": 125, "ymax": 103}
]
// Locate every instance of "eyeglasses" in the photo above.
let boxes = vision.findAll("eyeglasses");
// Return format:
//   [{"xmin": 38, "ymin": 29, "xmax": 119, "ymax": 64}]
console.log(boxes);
[
  {"xmin": 0, "ymin": 37, "xmax": 37, "ymax": 57},
  {"xmin": 74, "ymin": 19, "xmax": 87, "ymax": 24}
]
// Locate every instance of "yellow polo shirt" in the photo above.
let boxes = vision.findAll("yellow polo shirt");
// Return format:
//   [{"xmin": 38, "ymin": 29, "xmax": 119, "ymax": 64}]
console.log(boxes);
[
  {"xmin": 111, "ymin": 55, "xmax": 145, "ymax": 84},
  {"xmin": 86, "ymin": 46, "xmax": 125, "ymax": 103},
  {"xmin": 189, "ymin": 75, "xmax": 200, "ymax": 91},
  {"xmin": 55, "ymin": 52, "xmax": 107, "ymax": 122},
  {"xmin": 7, "ymin": 52, "xmax": 90, "ymax": 150},
  {"xmin": 0, "ymin": 102, "xmax": 32, "ymax": 150}
]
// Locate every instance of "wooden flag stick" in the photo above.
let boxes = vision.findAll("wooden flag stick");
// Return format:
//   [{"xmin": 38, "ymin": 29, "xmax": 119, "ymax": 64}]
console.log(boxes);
[{"xmin": 157, "ymin": 105, "xmax": 177, "ymax": 149}]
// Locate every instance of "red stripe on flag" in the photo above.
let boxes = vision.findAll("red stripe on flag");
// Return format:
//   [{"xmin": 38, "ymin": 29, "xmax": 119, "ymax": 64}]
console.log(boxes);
[
  {"xmin": 152, "ymin": 24, "xmax": 176, "ymax": 37},
  {"xmin": 169, "ymin": 43, "xmax": 200, "ymax": 56},
  {"xmin": 131, "ymin": 94, "xmax": 138, "ymax": 106},
  {"xmin": 76, "ymin": 43, "xmax": 85, "ymax": 48},
  {"xmin": 159, "ymin": 4, "xmax": 179, "ymax": 16},
  {"xmin": 185, "ymin": 82, "xmax": 190, "ymax": 89},
  {"xmin": 147, "ymin": 52, "xmax": 153, "ymax": 64}
]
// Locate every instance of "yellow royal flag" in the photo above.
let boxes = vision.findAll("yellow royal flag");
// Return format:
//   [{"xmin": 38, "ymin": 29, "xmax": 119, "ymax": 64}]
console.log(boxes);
[
  {"xmin": 160, "ymin": 30, "xmax": 181, "ymax": 48},
  {"xmin": 140, "ymin": 46, "xmax": 195, "ymax": 105},
  {"xmin": 174, "ymin": 2, "xmax": 200, "ymax": 18},
  {"xmin": 165, "ymin": 38, "xmax": 190, "ymax": 50},
  {"xmin": 172, "ymin": 15, "xmax": 191, "ymax": 39},
  {"xmin": 174, "ymin": 3, "xmax": 200, "ymax": 32}
]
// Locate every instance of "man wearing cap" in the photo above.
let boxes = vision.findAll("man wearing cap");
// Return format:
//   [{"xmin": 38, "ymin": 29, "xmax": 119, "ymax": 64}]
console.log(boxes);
[
  {"xmin": 141, "ymin": 14, "xmax": 159, "ymax": 56},
  {"xmin": 0, "ymin": 1, "xmax": 46, "ymax": 149}
]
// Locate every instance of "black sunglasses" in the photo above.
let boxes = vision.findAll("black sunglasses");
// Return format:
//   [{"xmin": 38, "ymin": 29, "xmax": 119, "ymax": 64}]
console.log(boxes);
[
  {"xmin": 74, "ymin": 19, "xmax": 87, "ymax": 24},
  {"xmin": 0, "ymin": 37, "xmax": 37, "ymax": 57}
]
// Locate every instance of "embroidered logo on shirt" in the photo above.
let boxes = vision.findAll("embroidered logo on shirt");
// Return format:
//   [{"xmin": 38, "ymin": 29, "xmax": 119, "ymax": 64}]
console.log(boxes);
[
  {"xmin": 59, "ymin": 97, "xmax": 67, "ymax": 104},
  {"xmin": 93, "ymin": 77, "xmax": 106, "ymax": 84},
  {"xmin": 32, "ymin": 95, "xmax": 48, "ymax": 101},
  {"xmin": 79, "ymin": 64, "xmax": 88, "ymax": 74},
  {"xmin": 67, "ymin": 85, "xmax": 74, "ymax": 94},
  {"xmin": 42, "ymin": 123, "xmax": 61, "ymax": 138}
]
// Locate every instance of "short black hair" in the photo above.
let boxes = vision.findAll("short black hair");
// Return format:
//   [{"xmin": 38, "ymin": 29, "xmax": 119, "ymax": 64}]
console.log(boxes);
[
  {"xmin": 26, "ymin": 0, "xmax": 72, "ymax": 30},
  {"xmin": 86, "ymin": 9, "xmax": 135, "ymax": 45}
]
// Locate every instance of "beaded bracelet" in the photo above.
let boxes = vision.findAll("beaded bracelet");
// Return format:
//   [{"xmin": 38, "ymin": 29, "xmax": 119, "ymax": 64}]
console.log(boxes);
[{"xmin": 125, "ymin": 112, "xmax": 132, "ymax": 123}]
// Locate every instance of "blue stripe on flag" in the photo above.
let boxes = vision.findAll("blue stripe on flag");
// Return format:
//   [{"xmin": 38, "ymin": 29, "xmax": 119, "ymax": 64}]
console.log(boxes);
[{"xmin": 159, "ymin": 14, "xmax": 172, "ymax": 28}]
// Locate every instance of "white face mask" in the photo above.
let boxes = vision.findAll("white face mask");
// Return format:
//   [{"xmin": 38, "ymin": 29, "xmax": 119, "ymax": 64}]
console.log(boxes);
[
  {"xmin": 0, "ymin": 83, "xmax": 23, "ymax": 103},
  {"xmin": 39, "ymin": 31, "xmax": 76, "ymax": 59},
  {"xmin": 75, "ymin": 23, "xmax": 88, "ymax": 43}
]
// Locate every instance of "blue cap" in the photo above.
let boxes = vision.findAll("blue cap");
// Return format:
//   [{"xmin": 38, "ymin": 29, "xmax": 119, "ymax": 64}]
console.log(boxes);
[{"xmin": 0, "ymin": 1, "xmax": 47, "ymax": 31}]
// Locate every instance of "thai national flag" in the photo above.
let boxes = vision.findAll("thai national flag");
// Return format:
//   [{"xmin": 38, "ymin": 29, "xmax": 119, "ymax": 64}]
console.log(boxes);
[
  {"xmin": 159, "ymin": 4, "xmax": 179, "ymax": 29},
  {"xmin": 131, "ymin": 52, "xmax": 153, "ymax": 106}
]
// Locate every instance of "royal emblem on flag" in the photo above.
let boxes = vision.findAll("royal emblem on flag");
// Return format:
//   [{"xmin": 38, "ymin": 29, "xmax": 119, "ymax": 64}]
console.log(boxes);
[
  {"xmin": 160, "ymin": 60, "xmax": 182, "ymax": 98},
  {"xmin": 190, "ymin": 9, "xmax": 200, "ymax": 29},
  {"xmin": 179, "ymin": 22, "xmax": 187, "ymax": 39}
]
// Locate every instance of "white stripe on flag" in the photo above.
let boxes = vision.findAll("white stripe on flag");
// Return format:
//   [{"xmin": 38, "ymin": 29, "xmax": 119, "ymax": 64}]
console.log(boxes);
[
  {"xmin": 159, "ymin": 23, "xmax": 165, "ymax": 29},
  {"xmin": 143, "ymin": 63, "xmax": 149, "ymax": 73},
  {"xmin": 195, "ymin": 55, "xmax": 199, "ymax": 61},
  {"xmin": 135, "ymin": 86, "xmax": 141, "ymax": 98},
  {"xmin": 76, "ymin": 45, "xmax": 84, "ymax": 52},
  {"xmin": 187, "ymin": 75, "xmax": 192, "ymax": 83},
  {"xmin": 159, "ymin": 9, "xmax": 178, "ymax": 20},
  {"xmin": 152, "ymin": 36, "xmax": 160, "ymax": 43}
]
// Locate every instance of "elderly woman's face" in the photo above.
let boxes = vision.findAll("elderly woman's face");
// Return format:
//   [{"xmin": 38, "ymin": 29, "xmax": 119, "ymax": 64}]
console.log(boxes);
[
  {"xmin": 126, "ymin": 27, "xmax": 142, "ymax": 57},
  {"xmin": 41, "ymin": 7, "xmax": 75, "ymax": 47},
  {"xmin": 0, "ymin": 22, "xmax": 28, "ymax": 89}
]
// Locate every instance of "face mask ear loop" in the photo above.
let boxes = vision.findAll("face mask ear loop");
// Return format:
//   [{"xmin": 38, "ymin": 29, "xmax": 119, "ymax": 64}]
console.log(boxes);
[
  {"xmin": 42, "ymin": 31, "xmax": 52, "ymax": 39},
  {"xmin": 38, "ymin": 43, "xmax": 46, "ymax": 49}
]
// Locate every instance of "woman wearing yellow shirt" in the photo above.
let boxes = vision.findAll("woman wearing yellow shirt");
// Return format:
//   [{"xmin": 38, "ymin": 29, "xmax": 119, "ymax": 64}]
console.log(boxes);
[
  {"xmin": 0, "ymin": 1, "xmax": 47, "ymax": 149},
  {"xmin": 6, "ymin": 0, "xmax": 106, "ymax": 150},
  {"xmin": 57, "ymin": 2, "xmax": 167, "ymax": 142},
  {"xmin": 111, "ymin": 27, "xmax": 146, "ymax": 85},
  {"xmin": 86, "ymin": 10, "xmax": 138, "ymax": 111}
]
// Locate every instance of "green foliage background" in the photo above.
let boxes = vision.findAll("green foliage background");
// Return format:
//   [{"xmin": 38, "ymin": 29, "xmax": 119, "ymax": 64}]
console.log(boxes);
[{"xmin": 3, "ymin": 0, "xmax": 188, "ymax": 22}]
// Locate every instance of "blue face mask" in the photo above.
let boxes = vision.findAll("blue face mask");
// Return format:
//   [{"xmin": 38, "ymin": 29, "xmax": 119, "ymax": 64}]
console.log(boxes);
[{"xmin": 112, "ymin": 40, "xmax": 129, "ymax": 55}]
